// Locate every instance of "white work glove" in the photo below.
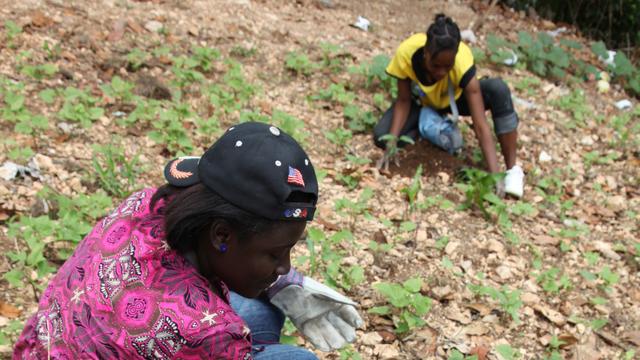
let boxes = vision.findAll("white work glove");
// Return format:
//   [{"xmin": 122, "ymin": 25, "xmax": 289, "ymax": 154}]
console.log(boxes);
[{"xmin": 270, "ymin": 277, "xmax": 364, "ymax": 352}]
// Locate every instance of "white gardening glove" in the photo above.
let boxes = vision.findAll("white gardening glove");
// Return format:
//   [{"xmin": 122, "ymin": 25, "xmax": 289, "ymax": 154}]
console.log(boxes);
[{"xmin": 270, "ymin": 277, "xmax": 364, "ymax": 351}]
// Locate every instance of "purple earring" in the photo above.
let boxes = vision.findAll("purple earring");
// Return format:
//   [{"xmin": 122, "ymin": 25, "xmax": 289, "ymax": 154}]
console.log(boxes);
[{"xmin": 219, "ymin": 244, "xmax": 228, "ymax": 253}]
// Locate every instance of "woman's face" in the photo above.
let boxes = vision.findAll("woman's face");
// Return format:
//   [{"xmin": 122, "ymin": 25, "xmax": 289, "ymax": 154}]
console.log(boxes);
[
  {"xmin": 202, "ymin": 220, "xmax": 307, "ymax": 298},
  {"xmin": 423, "ymin": 49, "xmax": 456, "ymax": 83}
]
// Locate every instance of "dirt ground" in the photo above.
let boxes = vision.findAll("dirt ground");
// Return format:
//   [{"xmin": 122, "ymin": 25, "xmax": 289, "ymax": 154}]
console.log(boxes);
[{"xmin": 1, "ymin": 0, "xmax": 639, "ymax": 359}]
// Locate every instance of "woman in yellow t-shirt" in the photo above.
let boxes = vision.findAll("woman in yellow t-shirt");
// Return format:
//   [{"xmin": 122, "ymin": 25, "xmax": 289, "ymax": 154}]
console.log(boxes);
[{"xmin": 374, "ymin": 14, "xmax": 524, "ymax": 198}]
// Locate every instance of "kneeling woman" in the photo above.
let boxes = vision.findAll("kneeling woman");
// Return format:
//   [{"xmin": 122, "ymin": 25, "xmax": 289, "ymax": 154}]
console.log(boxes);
[
  {"xmin": 374, "ymin": 14, "xmax": 524, "ymax": 197},
  {"xmin": 14, "ymin": 122, "xmax": 363, "ymax": 359}
]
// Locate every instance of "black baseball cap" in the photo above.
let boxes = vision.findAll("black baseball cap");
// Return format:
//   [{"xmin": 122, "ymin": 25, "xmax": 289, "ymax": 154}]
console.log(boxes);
[{"xmin": 163, "ymin": 122, "xmax": 318, "ymax": 221}]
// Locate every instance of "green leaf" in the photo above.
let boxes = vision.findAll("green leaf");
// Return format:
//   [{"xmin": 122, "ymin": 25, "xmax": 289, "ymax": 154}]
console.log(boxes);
[
  {"xmin": 403, "ymin": 278, "xmax": 422, "ymax": 293},
  {"xmin": 368, "ymin": 306, "xmax": 390, "ymax": 315},
  {"xmin": 39, "ymin": 88, "xmax": 57, "ymax": 104},
  {"xmin": 590, "ymin": 41, "xmax": 609, "ymax": 59},
  {"xmin": 399, "ymin": 221, "xmax": 416, "ymax": 233},
  {"xmin": 495, "ymin": 344, "xmax": 520, "ymax": 360},
  {"xmin": 3, "ymin": 268, "xmax": 25, "ymax": 287}
]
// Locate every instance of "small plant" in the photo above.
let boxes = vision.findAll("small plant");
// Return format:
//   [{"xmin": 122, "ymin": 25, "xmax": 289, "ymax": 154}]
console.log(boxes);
[
  {"xmin": 457, "ymin": 168, "xmax": 504, "ymax": 219},
  {"xmin": 148, "ymin": 103, "xmax": 194, "ymax": 155},
  {"xmin": 343, "ymin": 104, "xmax": 377, "ymax": 132},
  {"xmin": 468, "ymin": 283, "xmax": 522, "ymax": 323},
  {"xmin": 335, "ymin": 187, "xmax": 374, "ymax": 229},
  {"xmin": 171, "ymin": 55, "xmax": 205, "ymax": 92},
  {"xmin": 126, "ymin": 48, "xmax": 150, "ymax": 71},
  {"xmin": 370, "ymin": 278, "xmax": 432, "ymax": 334},
  {"xmin": 191, "ymin": 46, "xmax": 220, "ymax": 72},
  {"xmin": 448, "ymin": 350, "xmax": 478, "ymax": 360},
  {"xmin": 20, "ymin": 63, "xmax": 58, "ymax": 80},
  {"xmin": 100, "ymin": 76, "xmax": 136, "ymax": 103},
  {"xmin": 92, "ymin": 143, "xmax": 144, "ymax": 198},
  {"xmin": 551, "ymin": 89, "xmax": 592, "ymax": 128},
  {"xmin": 401, "ymin": 165, "xmax": 422, "ymax": 213},
  {"xmin": 57, "ymin": 87, "xmax": 105, "ymax": 128},
  {"xmin": 349, "ymin": 54, "xmax": 397, "ymax": 97},
  {"xmin": 377, "ymin": 133, "xmax": 415, "ymax": 161},
  {"xmin": 312, "ymin": 83, "xmax": 356, "ymax": 105},
  {"xmin": 592, "ymin": 41, "xmax": 640, "ymax": 96},
  {"xmin": 495, "ymin": 344, "xmax": 521, "ymax": 360},
  {"xmin": 4, "ymin": 20, "xmax": 22, "ymax": 48},
  {"xmin": 535, "ymin": 267, "xmax": 572, "ymax": 294},
  {"xmin": 285, "ymin": 51, "xmax": 316, "ymax": 76},
  {"xmin": 318, "ymin": 42, "xmax": 345, "ymax": 73},
  {"xmin": 325, "ymin": 127, "xmax": 353, "ymax": 148},
  {"xmin": 230, "ymin": 45, "xmax": 257, "ymax": 58}
]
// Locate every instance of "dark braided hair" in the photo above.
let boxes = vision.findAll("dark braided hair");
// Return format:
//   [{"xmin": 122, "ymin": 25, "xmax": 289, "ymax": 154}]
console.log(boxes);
[{"xmin": 425, "ymin": 13, "xmax": 461, "ymax": 58}]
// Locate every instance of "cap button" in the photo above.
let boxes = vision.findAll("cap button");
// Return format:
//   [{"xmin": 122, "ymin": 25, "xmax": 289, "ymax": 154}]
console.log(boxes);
[{"xmin": 269, "ymin": 126, "xmax": 280, "ymax": 136}]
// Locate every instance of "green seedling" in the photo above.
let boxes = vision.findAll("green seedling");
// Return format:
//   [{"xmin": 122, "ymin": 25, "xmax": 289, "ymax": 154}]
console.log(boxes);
[
  {"xmin": 448, "ymin": 350, "xmax": 478, "ymax": 360},
  {"xmin": 57, "ymin": 86, "xmax": 105, "ymax": 128},
  {"xmin": 38, "ymin": 88, "xmax": 57, "ymax": 104},
  {"xmin": 495, "ymin": 344, "xmax": 521, "ymax": 360},
  {"xmin": 20, "ymin": 63, "xmax": 58, "ymax": 80},
  {"xmin": 325, "ymin": 127, "xmax": 353, "ymax": 148},
  {"xmin": 514, "ymin": 76, "xmax": 541, "ymax": 97},
  {"xmin": 598, "ymin": 266, "xmax": 619, "ymax": 291},
  {"xmin": 348, "ymin": 54, "xmax": 397, "ymax": 97},
  {"xmin": 319, "ymin": 42, "xmax": 345, "ymax": 73},
  {"xmin": 92, "ymin": 143, "xmax": 144, "ymax": 198},
  {"xmin": 338, "ymin": 344, "xmax": 362, "ymax": 360},
  {"xmin": 536, "ymin": 267, "xmax": 572, "ymax": 294},
  {"xmin": 345, "ymin": 154, "xmax": 371, "ymax": 166},
  {"xmin": 400, "ymin": 165, "xmax": 422, "ymax": 213},
  {"xmin": 377, "ymin": 134, "xmax": 415, "ymax": 160},
  {"xmin": 551, "ymin": 89, "xmax": 592, "ymax": 129},
  {"xmin": 43, "ymin": 40, "xmax": 62, "ymax": 61},
  {"xmin": 100, "ymin": 76, "xmax": 136, "ymax": 103},
  {"xmin": 4, "ymin": 20, "xmax": 22, "ymax": 48},
  {"xmin": 370, "ymin": 278, "xmax": 432, "ymax": 334},
  {"xmin": 171, "ymin": 55, "xmax": 205, "ymax": 92},
  {"xmin": 285, "ymin": 51, "xmax": 316, "ymax": 76},
  {"xmin": 468, "ymin": 283, "xmax": 522, "ymax": 323},
  {"xmin": 335, "ymin": 187, "xmax": 374, "ymax": 229},
  {"xmin": 302, "ymin": 227, "xmax": 363, "ymax": 291},
  {"xmin": 312, "ymin": 83, "xmax": 356, "ymax": 105},
  {"xmin": 1, "ymin": 82, "xmax": 48, "ymax": 134},
  {"xmin": 7, "ymin": 145, "xmax": 34, "ymax": 163},
  {"xmin": 149, "ymin": 103, "xmax": 194, "ymax": 154},
  {"xmin": 121, "ymin": 98, "xmax": 161, "ymax": 127},
  {"xmin": 343, "ymin": 104, "xmax": 376, "ymax": 132},
  {"xmin": 230, "ymin": 45, "xmax": 257, "ymax": 58},
  {"xmin": 191, "ymin": 46, "xmax": 221, "ymax": 72},
  {"xmin": 126, "ymin": 48, "xmax": 150, "ymax": 71}
]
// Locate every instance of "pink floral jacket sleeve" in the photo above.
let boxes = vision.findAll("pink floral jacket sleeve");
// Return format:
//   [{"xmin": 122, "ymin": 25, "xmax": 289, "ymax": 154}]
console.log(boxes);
[{"xmin": 13, "ymin": 188, "xmax": 253, "ymax": 360}]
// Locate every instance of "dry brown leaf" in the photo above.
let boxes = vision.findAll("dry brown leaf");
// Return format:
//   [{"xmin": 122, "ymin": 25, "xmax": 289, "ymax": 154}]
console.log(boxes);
[
  {"xmin": 469, "ymin": 345, "xmax": 490, "ymax": 360},
  {"xmin": 465, "ymin": 303, "xmax": 494, "ymax": 317},
  {"xmin": 377, "ymin": 329, "xmax": 396, "ymax": 343},
  {"xmin": 0, "ymin": 301, "xmax": 22, "ymax": 318},
  {"xmin": 31, "ymin": 10, "xmax": 54, "ymax": 27},
  {"xmin": 463, "ymin": 322, "xmax": 490, "ymax": 336},
  {"xmin": 108, "ymin": 19, "xmax": 127, "ymax": 42},
  {"xmin": 624, "ymin": 331, "xmax": 640, "ymax": 346},
  {"xmin": 558, "ymin": 333, "xmax": 578, "ymax": 349},
  {"xmin": 127, "ymin": 20, "xmax": 145, "ymax": 34},
  {"xmin": 595, "ymin": 330, "xmax": 625, "ymax": 349},
  {"xmin": 532, "ymin": 234, "xmax": 560, "ymax": 246},
  {"xmin": 534, "ymin": 304, "xmax": 566, "ymax": 326}
]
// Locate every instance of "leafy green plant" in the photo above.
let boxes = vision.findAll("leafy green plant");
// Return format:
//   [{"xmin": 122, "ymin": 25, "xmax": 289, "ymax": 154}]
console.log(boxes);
[
  {"xmin": 370, "ymin": 278, "xmax": 432, "ymax": 334},
  {"xmin": 495, "ymin": 344, "xmax": 521, "ymax": 360},
  {"xmin": 551, "ymin": 89, "xmax": 592, "ymax": 128},
  {"xmin": 1, "ymin": 84, "xmax": 48, "ymax": 134},
  {"xmin": 285, "ymin": 51, "xmax": 316, "ymax": 76},
  {"xmin": 20, "ymin": 63, "xmax": 58, "ymax": 80},
  {"xmin": 457, "ymin": 168, "xmax": 505, "ymax": 219},
  {"xmin": 401, "ymin": 165, "xmax": 422, "ymax": 213},
  {"xmin": 171, "ymin": 55, "xmax": 205, "ymax": 92},
  {"xmin": 148, "ymin": 103, "xmax": 194, "ymax": 154},
  {"xmin": 325, "ymin": 127, "xmax": 353, "ymax": 148},
  {"xmin": 448, "ymin": 350, "xmax": 478, "ymax": 360},
  {"xmin": 377, "ymin": 133, "xmax": 415, "ymax": 160},
  {"xmin": 302, "ymin": 228, "xmax": 363, "ymax": 291},
  {"xmin": 349, "ymin": 54, "xmax": 397, "ymax": 97},
  {"xmin": 100, "ymin": 76, "xmax": 136, "ymax": 103},
  {"xmin": 312, "ymin": 83, "xmax": 356, "ymax": 105},
  {"xmin": 57, "ymin": 87, "xmax": 105, "ymax": 127},
  {"xmin": 192, "ymin": 46, "xmax": 221, "ymax": 72},
  {"xmin": 335, "ymin": 187, "xmax": 374, "ymax": 229},
  {"xmin": 338, "ymin": 344, "xmax": 362, "ymax": 360},
  {"xmin": 535, "ymin": 267, "xmax": 572, "ymax": 294},
  {"xmin": 319, "ymin": 42, "xmax": 345, "ymax": 73},
  {"xmin": 121, "ymin": 98, "xmax": 161, "ymax": 127},
  {"xmin": 592, "ymin": 41, "xmax": 640, "ymax": 96},
  {"xmin": 4, "ymin": 20, "xmax": 22, "ymax": 48},
  {"xmin": 92, "ymin": 143, "xmax": 144, "ymax": 198},
  {"xmin": 126, "ymin": 48, "xmax": 150, "ymax": 71},
  {"xmin": 468, "ymin": 283, "xmax": 522, "ymax": 323},
  {"xmin": 343, "ymin": 104, "xmax": 377, "ymax": 132}
]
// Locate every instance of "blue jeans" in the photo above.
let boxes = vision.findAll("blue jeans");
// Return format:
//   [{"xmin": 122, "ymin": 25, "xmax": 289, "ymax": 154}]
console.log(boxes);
[{"xmin": 229, "ymin": 292, "xmax": 319, "ymax": 360}]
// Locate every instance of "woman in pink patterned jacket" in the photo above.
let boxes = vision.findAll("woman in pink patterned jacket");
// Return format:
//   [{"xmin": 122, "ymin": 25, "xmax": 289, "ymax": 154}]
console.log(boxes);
[{"xmin": 14, "ymin": 122, "xmax": 363, "ymax": 360}]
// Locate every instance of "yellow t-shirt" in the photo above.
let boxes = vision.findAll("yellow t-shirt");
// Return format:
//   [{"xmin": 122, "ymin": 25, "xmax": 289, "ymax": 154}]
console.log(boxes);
[{"xmin": 386, "ymin": 33, "xmax": 476, "ymax": 109}]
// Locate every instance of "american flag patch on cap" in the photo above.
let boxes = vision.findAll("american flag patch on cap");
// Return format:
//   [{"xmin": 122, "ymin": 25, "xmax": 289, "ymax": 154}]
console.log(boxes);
[{"xmin": 287, "ymin": 166, "xmax": 305, "ymax": 187}]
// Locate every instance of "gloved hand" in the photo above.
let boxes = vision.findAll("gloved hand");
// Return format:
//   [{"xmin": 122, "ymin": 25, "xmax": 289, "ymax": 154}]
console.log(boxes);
[
  {"xmin": 270, "ymin": 277, "xmax": 364, "ymax": 351},
  {"xmin": 376, "ymin": 138, "xmax": 399, "ymax": 172}
]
